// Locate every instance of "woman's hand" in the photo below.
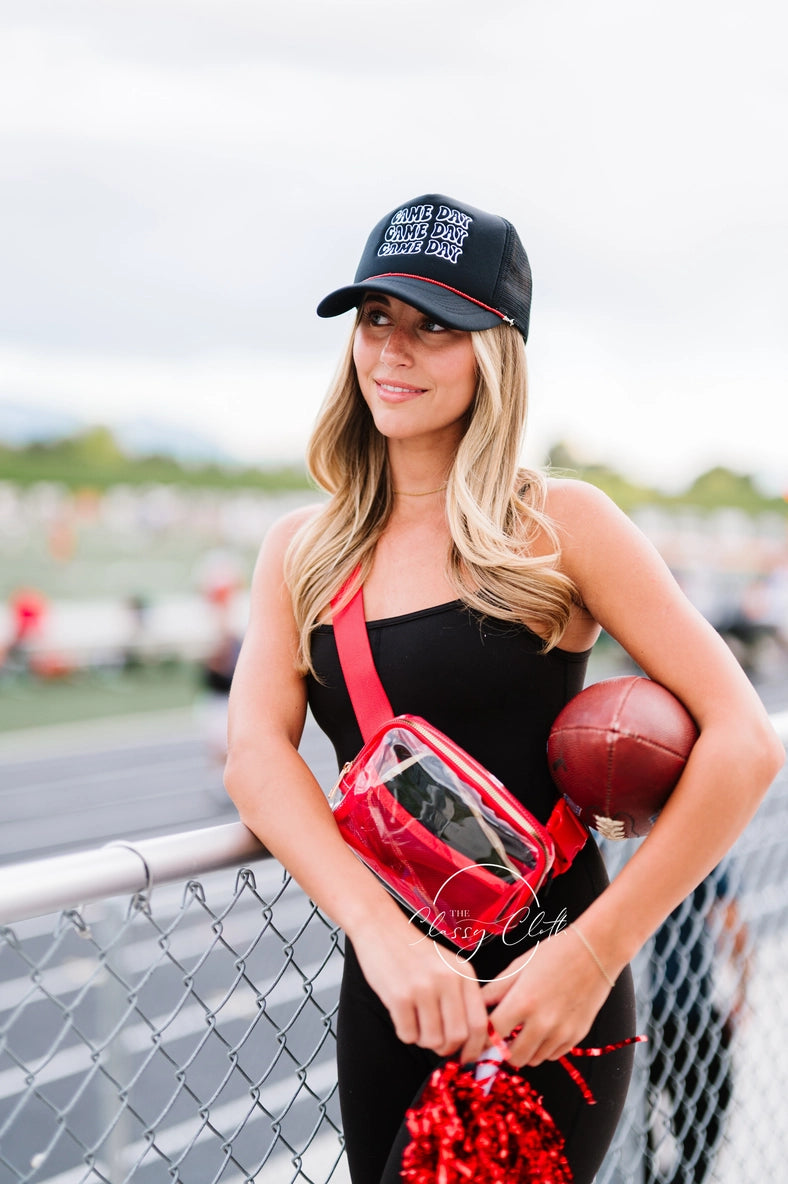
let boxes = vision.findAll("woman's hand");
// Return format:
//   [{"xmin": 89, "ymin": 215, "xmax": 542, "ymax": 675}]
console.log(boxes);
[
  {"xmin": 351, "ymin": 916, "xmax": 490, "ymax": 1064},
  {"xmin": 480, "ymin": 926, "xmax": 613, "ymax": 1068}
]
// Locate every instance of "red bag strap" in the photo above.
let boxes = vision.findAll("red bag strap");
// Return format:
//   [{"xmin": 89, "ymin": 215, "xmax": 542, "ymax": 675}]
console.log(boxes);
[{"xmin": 331, "ymin": 567, "xmax": 394, "ymax": 743}]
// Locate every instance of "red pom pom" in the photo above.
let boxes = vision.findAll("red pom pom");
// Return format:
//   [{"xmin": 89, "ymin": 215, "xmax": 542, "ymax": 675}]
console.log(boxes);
[{"xmin": 401, "ymin": 1060, "xmax": 573, "ymax": 1184}]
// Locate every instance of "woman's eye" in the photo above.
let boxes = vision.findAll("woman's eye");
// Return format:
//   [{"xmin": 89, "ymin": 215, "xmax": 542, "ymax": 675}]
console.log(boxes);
[
  {"xmin": 363, "ymin": 307, "xmax": 390, "ymax": 327},
  {"xmin": 422, "ymin": 319, "xmax": 447, "ymax": 334}
]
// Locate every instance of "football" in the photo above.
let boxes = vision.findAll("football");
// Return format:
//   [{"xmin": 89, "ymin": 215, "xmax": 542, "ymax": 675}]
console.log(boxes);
[{"xmin": 547, "ymin": 676, "xmax": 698, "ymax": 840}]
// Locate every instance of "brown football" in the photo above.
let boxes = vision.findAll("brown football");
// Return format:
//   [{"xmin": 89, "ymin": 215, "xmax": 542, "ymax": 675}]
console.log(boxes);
[{"xmin": 547, "ymin": 676, "xmax": 698, "ymax": 840}]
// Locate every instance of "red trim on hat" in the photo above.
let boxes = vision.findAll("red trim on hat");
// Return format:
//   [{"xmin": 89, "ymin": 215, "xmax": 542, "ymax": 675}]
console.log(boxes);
[{"xmin": 365, "ymin": 273, "xmax": 508, "ymax": 322}]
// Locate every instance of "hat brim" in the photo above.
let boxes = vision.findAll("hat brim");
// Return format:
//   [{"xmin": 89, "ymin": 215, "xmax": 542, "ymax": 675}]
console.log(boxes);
[{"xmin": 316, "ymin": 275, "xmax": 502, "ymax": 332}]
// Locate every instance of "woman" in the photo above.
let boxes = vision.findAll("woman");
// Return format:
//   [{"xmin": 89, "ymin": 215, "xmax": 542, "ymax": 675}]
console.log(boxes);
[{"xmin": 225, "ymin": 193, "xmax": 783, "ymax": 1183}]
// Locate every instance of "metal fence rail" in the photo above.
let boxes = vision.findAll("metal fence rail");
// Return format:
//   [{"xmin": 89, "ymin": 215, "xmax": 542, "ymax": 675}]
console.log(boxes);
[{"xmin": 1, "ymin": 715, "xmax": 786, "ymax": 1184}]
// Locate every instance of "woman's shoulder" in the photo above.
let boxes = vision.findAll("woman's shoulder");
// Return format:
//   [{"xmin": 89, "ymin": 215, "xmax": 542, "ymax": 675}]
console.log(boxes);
[
  {"xmin": 539, "ymin": 477, "xmax": 638, "ymax": 572},
  {"xmin": 543, "ymin": 477, "xmax": 658, "ymax": 588},
  {"xmin": 258, "ymin": 501, "xmax": 325, "ymax": 563},
  {"xmin": 544, "ymin": 476, "xmax": 623, "ymax": 529},
  {"xmin": 250, "ymin": 501, "xmax": 326, "ymax": 607}
]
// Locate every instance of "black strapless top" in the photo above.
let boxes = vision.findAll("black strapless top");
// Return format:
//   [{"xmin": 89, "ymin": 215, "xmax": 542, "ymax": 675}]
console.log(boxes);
[{"xmin": 307, "ymin": 601, "xmax": 591, "ymax": 827}]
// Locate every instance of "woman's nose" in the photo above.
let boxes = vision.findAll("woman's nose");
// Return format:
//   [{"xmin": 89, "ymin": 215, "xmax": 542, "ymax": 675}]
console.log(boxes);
[{"xmin": 380, "ymin": 324, "xmax": 412, "ymax": 365}]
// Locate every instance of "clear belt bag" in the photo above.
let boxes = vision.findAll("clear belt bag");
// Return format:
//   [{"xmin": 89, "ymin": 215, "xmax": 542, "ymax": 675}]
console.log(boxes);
[{"xmin": 328, "ymin": 572, "xmax": 588, "ymax": 951}]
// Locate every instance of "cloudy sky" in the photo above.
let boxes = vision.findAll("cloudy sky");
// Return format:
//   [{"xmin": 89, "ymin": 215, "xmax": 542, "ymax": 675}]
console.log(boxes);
[{"xmin": 1, "ymin": 0, "xmax": 786, "ymax": 491}]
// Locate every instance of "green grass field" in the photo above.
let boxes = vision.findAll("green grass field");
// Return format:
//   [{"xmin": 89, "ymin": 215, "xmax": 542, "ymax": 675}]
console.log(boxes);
[{"xmin": 0, "ymin": 662, "xmax": 202, "ymax": 732}]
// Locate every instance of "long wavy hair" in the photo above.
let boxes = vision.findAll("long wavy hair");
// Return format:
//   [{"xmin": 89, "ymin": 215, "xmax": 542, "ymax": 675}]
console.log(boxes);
[{"xmin": 284, "ymin": 315, "xmax": 578, "ymax": 674}]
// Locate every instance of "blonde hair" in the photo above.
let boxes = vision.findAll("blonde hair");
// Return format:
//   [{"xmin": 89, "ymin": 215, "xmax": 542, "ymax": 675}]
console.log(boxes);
[{"xmin": 285, "ymin": 316, "xmax": 577, "ymax": 674}]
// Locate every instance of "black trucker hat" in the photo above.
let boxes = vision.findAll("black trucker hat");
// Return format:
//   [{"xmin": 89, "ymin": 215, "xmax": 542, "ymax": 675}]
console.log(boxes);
[{"xmin": 316, "ymin": 193, "xmax": 532, "ymax": 343}]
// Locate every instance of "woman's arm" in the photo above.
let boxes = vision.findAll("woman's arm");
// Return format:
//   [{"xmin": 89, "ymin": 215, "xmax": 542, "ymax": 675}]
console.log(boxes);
[
  {"xmin": 485, "ymin": 479, "xmax": 784, "ymax": 1065},
  {"xmin": 224, "ymin": 510, "xmax": 489, "ymax": 1062}
]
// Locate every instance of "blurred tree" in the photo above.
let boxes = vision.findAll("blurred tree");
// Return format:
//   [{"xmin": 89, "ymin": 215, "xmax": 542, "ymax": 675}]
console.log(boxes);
[
  {"xmin": 0, "ymin": 427, "xmax": 784, "ymax": 512},
  {"xmin": 0, "ymin": 428, "xmax": 310, "ymax": 491},
  {"xmin": 542, "ymin": 442, "xmax": 787, "ymax": 518},
  {"xmin": 684, "ymin": 466, "xmax": 772, "ymax": 513},
  {"xmin": 544, "ymin": 441, "xmax": 660, "ymax": 512},
  {"xmin": 66, "ymin": 426, "xmax": 126, "ymax": 466}
]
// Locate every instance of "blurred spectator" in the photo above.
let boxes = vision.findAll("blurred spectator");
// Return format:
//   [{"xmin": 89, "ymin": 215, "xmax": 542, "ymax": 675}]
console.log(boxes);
[
  {"xmin": 717, "ymin": 568, "xmax": 788, "ymax": 678},
  {"xmin": 195, "ymin": 633, "xmax": 242, "ymax": 766},
  {"xmin": 47, "ymin": 511, "xmax": 77, "ymax": 562},
  {"xmin": 194, "ymin": 550, "xmax": 245, "ymax": 765},
  {"xmin": 123, "ymin": 593, "xmax": 151, "ymax": 668},
  {"xmin": 10, "ymin": 588, "xmax": 48, "ymax": 643},
  {"xmin": 2, "ymin": 589, "xmax": 48, "ymax": 672}
]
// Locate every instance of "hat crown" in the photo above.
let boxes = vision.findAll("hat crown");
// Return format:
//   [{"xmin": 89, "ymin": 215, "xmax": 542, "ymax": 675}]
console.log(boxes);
[
  {"xmin": 360, "ymin": 196, "xmax": 484, "ymax": 278},
  {"xmin": 317, "ymin": 193, "xmax": 532, "ymax": 341}
]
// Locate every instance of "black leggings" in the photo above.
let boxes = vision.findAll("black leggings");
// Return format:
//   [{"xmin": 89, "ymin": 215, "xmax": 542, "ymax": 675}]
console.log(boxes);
[{"xmin": 337, "ymin": 938, "xmax": 637, "ymax": 1184}]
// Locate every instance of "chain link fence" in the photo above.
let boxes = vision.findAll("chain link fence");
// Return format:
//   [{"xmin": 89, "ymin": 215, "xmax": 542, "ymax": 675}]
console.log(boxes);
[
  {"xmin": 1, "ymin": 719, "xmax": 786, "ymax": 1184},
  {"xmin": 0, "ymin": 856, "xmax": 347, "ymax": 1184}
]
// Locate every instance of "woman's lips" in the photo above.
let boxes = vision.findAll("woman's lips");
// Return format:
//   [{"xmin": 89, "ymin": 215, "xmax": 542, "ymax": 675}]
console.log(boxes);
[{"xmin": 374, "ymin": 379, "xmax": 427, "ymax": 403}]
